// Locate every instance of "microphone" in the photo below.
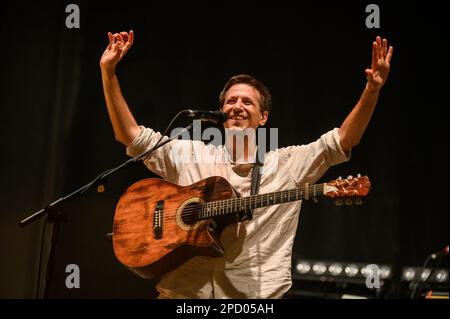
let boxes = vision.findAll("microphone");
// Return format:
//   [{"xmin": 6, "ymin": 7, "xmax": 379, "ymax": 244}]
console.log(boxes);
[
  {"xmin": 430, "ymin": 245, "xmax": 449, "ymax": 260},
  {"xmin": 185, "ymin": 109, "xmax": 228, "ymax": 124}
]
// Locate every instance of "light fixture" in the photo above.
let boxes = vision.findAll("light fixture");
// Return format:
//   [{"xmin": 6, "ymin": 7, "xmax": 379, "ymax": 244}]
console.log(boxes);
[
  {"xmin": 328, "ymin": 263, "xmax": 343, "ymax": 276},
  {"xmin": 312, "ymin": 262, "xmax": 327, "ymax": 275},
  {"xmin": 402, "ymin": 268, "xmax": 416, "ymax": 281},
  {"xmin": 420, "ymin": 269, "xmax": 431, "ymax": 282},
  {"xmin": 434, "ymin": 270, "xmax": 448, "ymax": 283},
  {"xmin": 344, "ymin": 264, "xmax": 359, "ymax": 277},
  {"xmin": 296, "ymin": 261, "xmax": 311, "ymax": 274},
  {"xmin": 379, "ymin": 266, "xmax": 391, "ymax": 279}
]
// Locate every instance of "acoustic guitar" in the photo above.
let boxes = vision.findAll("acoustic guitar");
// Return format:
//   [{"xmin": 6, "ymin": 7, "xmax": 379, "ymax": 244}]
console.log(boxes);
[{"xmin": 112, "ymin": 175, "xmax": 370, "ymax": 278}]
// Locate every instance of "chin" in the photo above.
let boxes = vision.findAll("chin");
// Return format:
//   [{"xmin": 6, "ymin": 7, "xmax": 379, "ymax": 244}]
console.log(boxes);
[{"xmin": 225, "ymin": 122, "xmax": 246, "ymax": 129}]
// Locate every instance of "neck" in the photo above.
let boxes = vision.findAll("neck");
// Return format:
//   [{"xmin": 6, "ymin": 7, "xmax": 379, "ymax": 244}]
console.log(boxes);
[{"xmin": 225, "ymin": 128, "xmax": 257, "ymax": 163}]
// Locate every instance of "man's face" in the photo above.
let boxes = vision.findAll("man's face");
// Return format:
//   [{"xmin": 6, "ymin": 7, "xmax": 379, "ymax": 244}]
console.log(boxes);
[{"xmin": 222, "ymin": 84, "xmax": 268, "ymax": 131}]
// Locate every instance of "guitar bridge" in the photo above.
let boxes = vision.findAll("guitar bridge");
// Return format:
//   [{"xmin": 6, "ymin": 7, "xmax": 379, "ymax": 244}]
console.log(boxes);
[{"xmin": 153, "ymin": 200, "xmax": 164, "ymax": 239}]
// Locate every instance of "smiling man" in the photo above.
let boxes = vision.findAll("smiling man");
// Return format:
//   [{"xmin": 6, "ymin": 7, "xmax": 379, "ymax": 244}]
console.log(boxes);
[{"xmin": 100, "ymin": 30, "xmax": 393, "ymax": 299}]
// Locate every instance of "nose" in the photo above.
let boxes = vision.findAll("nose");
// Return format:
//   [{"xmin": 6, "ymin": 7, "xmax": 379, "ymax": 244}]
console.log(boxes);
[{"xmin": 232, "ymin": 98, "xmax": 244, "ymax": 111}]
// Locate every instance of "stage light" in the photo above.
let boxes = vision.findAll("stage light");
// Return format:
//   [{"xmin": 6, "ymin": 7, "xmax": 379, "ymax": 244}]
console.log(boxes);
[
  {"xmin": 420, "ymin": 269, "xmax": 431, "ymax": 282},
  {"xmin": 296, "ymin": 261, "xmax": 311, "ymax": 274},
  {"xmin": 379, "ymin": 266, "xmax": 391, "ymax": 279},
  {"xmin": 402, "ymin": 268, "xmax": 416, "ymax": 281},
  {"xmin": 360, "ymin": 266, "xmax": 372, "ymax": 277},
  {"xmin": 434, "ymin": 270, "xmax": 448, "ymax": 283},
  {"xmin": 344, "ymin": 264, "xmax": 359, "ymax": 277},
  {"xmin": 328, "ymin": 263, "xmax": 343, "ymax": 276},
  {"xmin": 312, "ymin": 262, "xmax": 327, "ymax": 275}
]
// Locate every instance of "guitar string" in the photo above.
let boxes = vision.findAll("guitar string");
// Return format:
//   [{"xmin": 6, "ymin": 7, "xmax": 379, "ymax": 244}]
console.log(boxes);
[
  {"xmin": 111, "ymin": 184, "xmax": 349, "ymax": 227},
  {"xmin": 114, "ymin": 180, "xmax": 362, "ymax": 224},
  {"xmin": 112, "ymin": 184, "xmax": 346, "ymax": 226},
  {"xmin": 114, "ymin": 186, "xmax": 364, "ymax": 228},
  {"xmin": 114, "ymin": 185, "xmax": 323, "ymax": 223}
]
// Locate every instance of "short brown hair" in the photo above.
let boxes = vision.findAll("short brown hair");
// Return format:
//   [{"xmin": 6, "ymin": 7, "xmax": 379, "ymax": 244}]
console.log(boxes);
[{"xmin": 219, "ymin": 74, "xmax": 272, "ymax": 113}]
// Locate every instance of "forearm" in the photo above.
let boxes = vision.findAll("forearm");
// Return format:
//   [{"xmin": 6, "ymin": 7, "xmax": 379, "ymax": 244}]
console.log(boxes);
[
  {"xmin": 338, "ymin": 85, "xmax": 380, "ymax": 151},
  {"xmin": 101, "ymin": 68, "xmax": 140, "ymax": 146}
]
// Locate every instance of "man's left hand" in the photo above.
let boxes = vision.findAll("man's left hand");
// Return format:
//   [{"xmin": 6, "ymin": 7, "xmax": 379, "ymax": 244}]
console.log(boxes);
[{"xmin": 365, "ymin": 36, "xmax": 393, "ymax": 93}]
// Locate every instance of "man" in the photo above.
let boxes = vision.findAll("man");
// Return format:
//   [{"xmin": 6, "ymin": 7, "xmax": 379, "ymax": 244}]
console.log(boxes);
[{"xmin": 100, "ymin": 30, "xmax": 393, "ymax": 298}]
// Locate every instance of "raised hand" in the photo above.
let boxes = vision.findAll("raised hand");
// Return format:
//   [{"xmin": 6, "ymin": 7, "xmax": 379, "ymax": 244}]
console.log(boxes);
[
  {"xmin": 365, "ymin": 36, "xmax": 393, "ymax": 93},
  {"xmin": 100, "ymin": 30, "xmax": 134, "ymax": 74}
]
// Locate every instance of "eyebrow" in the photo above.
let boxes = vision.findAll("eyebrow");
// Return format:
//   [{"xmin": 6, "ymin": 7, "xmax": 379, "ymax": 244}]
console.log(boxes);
[{"xmin": 225, "ymin": 95, "xmax": 257, "ymax": 103}]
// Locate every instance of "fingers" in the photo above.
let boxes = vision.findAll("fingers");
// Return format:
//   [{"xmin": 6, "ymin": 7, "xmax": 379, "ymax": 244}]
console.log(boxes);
[
  {"xmin": 129, "ymin": 30, "xmax": 134, "ymax": 45},
  {"xmin": 371, "ymin": 41, "xmax": 377, "ymax": 70},
  {"xmin": 120, "ymin": 30, "xmax": 134, "ymax": 58},
  {"xmin": 386, "ymin": 46, "xmax": 393, "ymax": 63},
  {"xmin": 376, "ymin": 36, "xmax": 382, "ymax": 59},
  {"xmin": 107, "ymin": 32, "xmax": 114, "ymax": 49},
  {"xmin": 114, "ymin": 31, "xmax": 133, "ymax": 43},
  {"xmin": 107, "ymin": 30, "xmax": 134, "ymax": 58},
  {"xmin": 382, "ymin": 38, "xmax": 388, "ymax": 59},
  {"xmin": 365, "ymin": 68, "xmax": 374, "ymax": 82},
  {"xmin": 120, "ymin": 32, "xmax": 129, "ymax": 42}
]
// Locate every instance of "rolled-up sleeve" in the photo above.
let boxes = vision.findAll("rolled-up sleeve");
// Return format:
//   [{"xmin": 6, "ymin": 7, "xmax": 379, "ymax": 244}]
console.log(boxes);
[
  {"xmin": 126, "ymin": 126, "xmax": 179, "ymax": 182},
  {"xmin": 284, "ymin": 128, "xmax": 351, "ymax": 185}
]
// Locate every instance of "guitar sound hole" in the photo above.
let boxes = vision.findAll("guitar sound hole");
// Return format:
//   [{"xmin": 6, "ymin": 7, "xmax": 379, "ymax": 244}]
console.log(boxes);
[{"xmin": 181, "ymin": 203, "xmax": 202, "ymax": 225}]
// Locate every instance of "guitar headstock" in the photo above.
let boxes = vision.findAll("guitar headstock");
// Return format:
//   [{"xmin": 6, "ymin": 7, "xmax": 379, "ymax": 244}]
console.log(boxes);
[{"xmin": 324, "ymin": 175, "xmax": 371, "ymax": 199}]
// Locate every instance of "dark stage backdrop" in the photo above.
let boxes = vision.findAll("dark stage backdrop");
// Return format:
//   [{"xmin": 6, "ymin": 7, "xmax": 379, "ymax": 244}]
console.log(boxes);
[{"xmin": 1, "ymin": 1, "xmax": 448, "ymax": 298}]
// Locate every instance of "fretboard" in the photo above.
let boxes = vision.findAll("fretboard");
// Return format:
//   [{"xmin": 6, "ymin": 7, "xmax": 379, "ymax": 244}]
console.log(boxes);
[{"xmin": 198, "ymin": 183, "xmax": 325, "ymax": 220}]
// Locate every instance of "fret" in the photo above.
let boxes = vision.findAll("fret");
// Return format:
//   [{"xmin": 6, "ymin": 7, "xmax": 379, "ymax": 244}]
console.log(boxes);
[{"xmin": 204, "ymin": 184, "xmax": 325, "ymax": 217}]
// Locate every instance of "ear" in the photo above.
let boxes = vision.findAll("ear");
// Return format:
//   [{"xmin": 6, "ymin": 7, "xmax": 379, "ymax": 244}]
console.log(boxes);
[{"xmin": 259, "ymin": 111, "xmax": 269, "ymax": 126}]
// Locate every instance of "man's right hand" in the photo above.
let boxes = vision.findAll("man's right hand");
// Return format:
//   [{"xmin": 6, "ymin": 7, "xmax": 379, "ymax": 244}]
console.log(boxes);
[{"xmin": 100, "ymin": 30, "xmax": 134, "ymax": 75}]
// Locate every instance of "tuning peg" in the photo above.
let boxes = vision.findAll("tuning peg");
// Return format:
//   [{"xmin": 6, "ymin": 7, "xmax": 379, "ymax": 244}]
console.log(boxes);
[
  {"xmin": 355, "ymin": 198, "xmax": 363, "ymax": 205},
  {"xmin": 357, "ymin": 174, "xmax": 361, "ymax": 178},
  {"xmin": 347, "ymin": 175, "xmax": 353, "ymax": 180},
  {"xmin": 345, "ymin": 199, "xmax": 353, "ymax": 206},
  {"xmin": 337, "ymin": 176, "xmax": 342, "ymax": 180},
  {"xmin": 335, "ymin": 199, "xmax": 343, "ymax": 206}
]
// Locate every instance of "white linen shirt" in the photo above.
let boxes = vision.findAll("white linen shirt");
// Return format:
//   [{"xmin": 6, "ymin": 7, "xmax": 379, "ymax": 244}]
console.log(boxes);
[{"xmin": 126, "ymin": 126, "xmax": 350, "ymax": 298}]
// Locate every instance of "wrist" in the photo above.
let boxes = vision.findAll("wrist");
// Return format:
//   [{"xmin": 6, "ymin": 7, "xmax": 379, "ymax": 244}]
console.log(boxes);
[
  {"xmin": 100, "ymin": 64, "xmax": 116, "ymax": 78},
  {"xmin": 365, "ymin": 82, "xmax": 380, "ymax": 94}
]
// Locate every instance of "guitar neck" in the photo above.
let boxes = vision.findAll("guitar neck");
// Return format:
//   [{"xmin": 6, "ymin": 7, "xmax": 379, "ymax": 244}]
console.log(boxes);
[{"xmin": 199, "ymin": 183, "xmax": 327, "ymax": 219}]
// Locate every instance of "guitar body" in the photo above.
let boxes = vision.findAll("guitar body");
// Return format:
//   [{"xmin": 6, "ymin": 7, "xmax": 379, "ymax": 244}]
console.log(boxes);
[
  {"xmin": 112, "ymin": 176, "xmax": 236, "ymax": 279},
  {"xmin": 112, "ymin": 173, "xmax": 370, "ymax": 280}
]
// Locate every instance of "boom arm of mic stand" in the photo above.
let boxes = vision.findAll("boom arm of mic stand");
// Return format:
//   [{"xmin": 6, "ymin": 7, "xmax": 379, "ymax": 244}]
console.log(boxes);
[
  {"xmin": 19, "ymin": 123, "xmax": 193, "ymax": 227},
  {"xmin": 18, "ymin": 122, "xmax": 193, "ymax": 298}
]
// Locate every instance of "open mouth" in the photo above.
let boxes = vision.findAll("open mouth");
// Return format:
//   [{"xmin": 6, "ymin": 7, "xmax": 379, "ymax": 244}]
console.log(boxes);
[{"xmin": 229, "ymin": 115, "xmax": 248, "ymax": 120}]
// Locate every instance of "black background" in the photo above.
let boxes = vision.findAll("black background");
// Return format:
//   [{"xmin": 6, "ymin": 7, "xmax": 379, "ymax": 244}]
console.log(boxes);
[{"xmin": 0, "ymin": 0, "xmax": 448, "ymax": 298}]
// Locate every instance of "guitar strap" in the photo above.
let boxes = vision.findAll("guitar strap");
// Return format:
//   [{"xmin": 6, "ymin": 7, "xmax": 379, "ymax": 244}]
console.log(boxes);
[{"xmin": 242, "ymin": 149, "xmax": 263, "ymax": 221}]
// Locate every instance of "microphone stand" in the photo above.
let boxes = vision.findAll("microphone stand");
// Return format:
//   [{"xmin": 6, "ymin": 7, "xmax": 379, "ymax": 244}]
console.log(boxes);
[
  {"xmin": 409, "ymin": 247, "xmax": 448, "ymax": 299},
  {"xmin": 19, "ymin": 120, "xmax": 193, "ymax": 298}
]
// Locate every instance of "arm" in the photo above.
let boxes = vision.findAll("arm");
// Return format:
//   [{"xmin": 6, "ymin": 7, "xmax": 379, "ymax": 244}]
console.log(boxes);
[
  {"xmin": 339, "ymin": 36, "xmax": 394, "ymax": 152},
  {"xmin": 100, "ymin": 30, "xmax": 141, "ymax": 146}
]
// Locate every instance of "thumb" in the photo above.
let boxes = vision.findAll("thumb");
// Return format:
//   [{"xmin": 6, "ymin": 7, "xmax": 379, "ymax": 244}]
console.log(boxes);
[{"xmin": 365, "ymin": 69, "xmax": 374, "ymax": 81}]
